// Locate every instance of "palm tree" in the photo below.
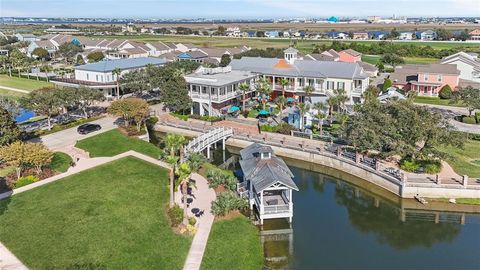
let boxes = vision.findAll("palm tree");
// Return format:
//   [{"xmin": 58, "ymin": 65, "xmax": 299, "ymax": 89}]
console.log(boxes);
[
  {"xmin": 279, "ymin": 78, "xmax": 290, "ymax": 97},
  {"xmin": 255, "ymin": 77, "xmax": 271, "ymax": 110},
  {"xmin": 303, "ymin": 85, "xmax": 314, "ymax": 103},
  {"xmin": 275, "ymin": 95, "xmax": 287, "ymax": 114},
  {"xmin": 327, "ymin": 96, "xmax": 337, "ymax": 116},
  {"xmin": 112, "ymin": 67, "xmax": 122, "ymax": 99},
  {"xmin": 313, "ymin": 102, "xmax": 328, "ymax": 135},
  {"xmin": 164, "ymin": 134, "xmax": 187, "ymax": 208},
  {"xmin": 297, "ymin": 102, "xmax": 310, "ymax": 130},
  {"xmin": 333, "ymin": 88, "xmax": 348, "ymax": 113},
  {"xmin": 177, "ymin": 162, "xmax": 195, "ymax": 226},
  {"xmin": 239, "ymin": 82, "xmax": 250, "ymax": 112}
]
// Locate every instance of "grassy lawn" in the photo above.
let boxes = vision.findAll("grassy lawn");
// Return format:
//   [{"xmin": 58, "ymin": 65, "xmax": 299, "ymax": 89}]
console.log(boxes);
[
  {"xmin": 49, "ymin": 152, "xmax": 73, "ymax": 173},
  {"xmin": 0, "ymin": 157, "xmax": 191, "ymax": 270},
  {"xmin": 75, "ymin": 129, "xmax": 162, "ymax": 158},
  {"xmin": 0, "ymin": 75, "xmax": 53, "ymax": 91},
  {"xmin": 201, "ymin": 216, "xmax": 263, "ymax": 270},
  {"xmin": 433, "ymin": 198, "xmax": 480, "ymax": 205},
  {"xmin": 0, "ymin": 88, "xmax": 26, "ymax": 99},
  {"xmin": 414, "ymin": 96, "xmax": 465, "ymax": 107},
  {"xmin": 438, "ymin": 139, "xmax": 480, "ymax": 177},
  {"xmin": 362, "ymin": 54, "xmax": 439, "ymax": 65}
]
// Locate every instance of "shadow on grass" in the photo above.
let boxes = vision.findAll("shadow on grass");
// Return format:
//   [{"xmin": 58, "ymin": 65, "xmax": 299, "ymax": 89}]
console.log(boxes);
[{"xmin": 45, "ymin": 262, "xmax": 106, "ymax": 270}]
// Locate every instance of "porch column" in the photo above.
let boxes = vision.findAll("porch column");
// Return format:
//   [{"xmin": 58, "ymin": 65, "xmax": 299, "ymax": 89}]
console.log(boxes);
[
  {"xmin": 294, "ymin": 77, "xmax": 298, "ymax": 90},
  {"xmin": 208, "ymin": 86, "xmax": 212, "ymax": 116},
  {"xmin": 260, "ymin": 191, "xmax": 264, "ymax": 215},
  {"xmin": 272, "ymin": 76, "xmax": 276, "ymax": 90}
]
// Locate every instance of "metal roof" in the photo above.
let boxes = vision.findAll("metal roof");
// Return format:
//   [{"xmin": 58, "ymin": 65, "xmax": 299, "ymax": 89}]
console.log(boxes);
[
  {"xmin": 185, "ymin": 67, "xmax": 255, "ymax": 86},
  {"xmin": 75, "ymin": 57, "xmax": 166, "ymax": 72},
  {"xmin": 239, "ymin": 143, "xmax": 298, "ymax": 192},
  {"xmin": 230, "ymin": 57, "xmax": 367, "ymax": 79}
]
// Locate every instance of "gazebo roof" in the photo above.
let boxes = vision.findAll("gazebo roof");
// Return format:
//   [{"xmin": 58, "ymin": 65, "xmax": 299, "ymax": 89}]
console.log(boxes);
[{"xmin": 239, "ymin": 143, "xmax": 298, "ymax": 192}]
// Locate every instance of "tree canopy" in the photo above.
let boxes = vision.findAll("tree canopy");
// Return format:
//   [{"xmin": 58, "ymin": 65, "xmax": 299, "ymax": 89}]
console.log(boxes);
[
  {"xmin": 450, "ymin": 86, "xmax": 480, "ymax": 116},
  {"xmin": 0, "ymin": 106, "xmax": 21, "ymax": 146},
  {"xmin": 20, "ymin": 87, "xmax": 63, "ymax": 129},
  {"xmin": 344, "ymin": 99, "xmax": 463, "ymax": 160},
  {"xmin": 86, "ymin": 51, "xmax": 105, "ymax": 62}
]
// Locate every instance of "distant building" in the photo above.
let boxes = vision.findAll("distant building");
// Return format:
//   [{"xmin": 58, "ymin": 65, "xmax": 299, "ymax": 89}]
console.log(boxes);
[
  {"xmin": 338, "ymin": 49, "xmax": 362, "ymax": 63},
  {"xmin": 420, "ymin": 30, "xmax": 437, "ymax": 41},
  {"xmin": 399, "ymin": 32, "xmax": 414, "ymax": 40},
  {"xmin": 367, "ymin": 16, "xmax": 381, "ymax": 23},
  {"xmin": 352, "ymin": 32, "xmax": 369, "ymax": 40},
  {"xmin": 389, "ymin": 63, "xmax": 460, "ymax": 96},
  {"xmin": 44, "ymin": 28, "xmax": 81, "ymax": 34},
  {"xmin": 51, "ymin": 57, "xmax": 166, "ymax": 97},
  {"xmin": 176, "ymin": 50, "xmax": 208, "ymax": 63},
  {"xmin": 468, "ymin": 29, "xmax": 480, "ymax": 41},
  {"xmin": 14, "ymin": 33, "xmax": 38, "ymax": 42}
]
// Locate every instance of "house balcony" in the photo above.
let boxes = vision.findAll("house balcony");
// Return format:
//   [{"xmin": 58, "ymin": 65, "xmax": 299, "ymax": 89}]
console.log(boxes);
[
  {"xmin": 255, "ymin": 191, "xmax": 292, "ymax": 216},
  {"xmin": 351, "ymin": 86, "xmax": 363, "ymax": 97},
  {"xmin": 190, "ymin": 91, "xmax": 243, "ymax": 103}
]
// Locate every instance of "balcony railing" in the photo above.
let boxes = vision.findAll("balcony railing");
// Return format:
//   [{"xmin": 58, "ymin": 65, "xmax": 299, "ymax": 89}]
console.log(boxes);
[{"xmin": 263, "ymin": 205, "xmax": 290, "ymax": 214}]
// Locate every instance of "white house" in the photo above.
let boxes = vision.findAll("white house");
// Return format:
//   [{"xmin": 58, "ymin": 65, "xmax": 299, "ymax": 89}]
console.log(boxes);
[
  {"xmin": 184, "ymin": 66, "xmax": 257, "ymax": 116},
  {"xmin": 420, "ymin": 30, "xmax": 437, "ymax": 41},
  {"xmin": 399, "ymin": 32, "xmax": 413, "ymax": 40},
  {"xmin": 51, "ymin": 57, "xmax": 166, "ymax": 97},
  {"xmin": 14, "ymin": 33, "xmax": 39, "ymax": 42},
  {"xmin": 230, "ymin": 48, "xmax": 369, "ymax": 104},
  {"xmin": 441, "ymin": 52, "xmax": 480, "ymax": 85}
]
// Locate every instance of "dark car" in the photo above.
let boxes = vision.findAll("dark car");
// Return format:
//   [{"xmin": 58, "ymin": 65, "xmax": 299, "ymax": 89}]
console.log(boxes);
[{"xmin": 77, "ymin": 124, "xmax": 101, "ymax": 135}]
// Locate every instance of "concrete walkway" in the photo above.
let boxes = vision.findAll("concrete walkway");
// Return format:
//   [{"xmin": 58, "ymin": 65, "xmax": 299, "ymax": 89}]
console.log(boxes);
[
  {"xmin": 179, "ymin": 173, "xmax": 216, "ymax": 270},
  {"xmin": 0, "ymin": 85, "xmax": 29, "ymax": 94},
  {"xmin": 0, "ymin": 243, "xmax": 28, "ymax": 270}
]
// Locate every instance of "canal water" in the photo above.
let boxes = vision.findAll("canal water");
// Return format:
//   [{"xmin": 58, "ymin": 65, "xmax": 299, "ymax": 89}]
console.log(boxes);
[{"xmin": 152, "ymin": 132, "xmax": 480, "ymax": 270}]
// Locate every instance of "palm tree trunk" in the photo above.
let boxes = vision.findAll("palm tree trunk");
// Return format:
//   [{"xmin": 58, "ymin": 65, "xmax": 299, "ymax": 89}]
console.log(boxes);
[
  {"xmin": 242, "ymin": 92, "xmax": 246, "ymax": 112},
  {"xmin": 169, "ymin": 168, "xmax": 175, "ymax": 208},
  {"xmin": 47, "ymin": 116, "xmax": 52, "ymax": 130},
  {"xmin": 182, "ymin": 183, "xmax": 188, "ymax": 226}
]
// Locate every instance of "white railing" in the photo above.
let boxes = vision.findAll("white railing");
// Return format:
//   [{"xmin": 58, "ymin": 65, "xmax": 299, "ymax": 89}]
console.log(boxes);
[
  {"xmin": 264, "ymin": 205, "xmax": 290, "ymax": 214},
  {"xmin": 184, "ymin": 127, "xmax": 233, "ymax": 157}
]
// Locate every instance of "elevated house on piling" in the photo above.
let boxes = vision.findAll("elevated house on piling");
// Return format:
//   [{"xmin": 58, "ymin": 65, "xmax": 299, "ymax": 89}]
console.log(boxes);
[{"xmin": 239, "ymin": 143, "xmax": 298, "ymax": 224}]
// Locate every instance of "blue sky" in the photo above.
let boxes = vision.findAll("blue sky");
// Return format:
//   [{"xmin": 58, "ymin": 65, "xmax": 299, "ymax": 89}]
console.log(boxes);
[{"xmin": 1, "ymin": 0, "xmax": 479, "ymax": 18}]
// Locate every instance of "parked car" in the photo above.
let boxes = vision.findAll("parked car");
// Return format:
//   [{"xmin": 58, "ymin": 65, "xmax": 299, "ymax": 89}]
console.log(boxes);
[{"xmin": 77, "ymin": 124, "xmax": 101, "ymax": 135}]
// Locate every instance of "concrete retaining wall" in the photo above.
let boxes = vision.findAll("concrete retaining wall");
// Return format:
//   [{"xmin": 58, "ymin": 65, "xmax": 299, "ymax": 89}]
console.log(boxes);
[{"xmin": 155, "ymin": 125, "xmax": 480, "ymax": 199}]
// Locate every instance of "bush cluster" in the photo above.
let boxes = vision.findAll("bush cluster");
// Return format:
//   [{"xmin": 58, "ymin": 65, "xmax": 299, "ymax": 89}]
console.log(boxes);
[
  {"xmin": 206, "ymin": 167, "xmax": 237, "ymax": 191},
  {"xmin": 260, "ymin": 123, "xmax": 295, "ymax": 135},
  {"xmin": 462, "ymin": 116, "xmax": 477, "ymax": 125},
  {"xmin": 400, "ymin": 159, "xmax": 442, "ymax": 174},
  {"xmin": 13, "ymin": 175, "xmax": 39, "ymax": 189},
  {"xmin": 167, "ymin": 204, "xmax": 184, "ymax": 227},
  {"xmin": 438, "ymin": 85, "xmax": 453, "ymax": 99},
  {"xmin": 211, "ymin": 192, "xmax": 248, "ymax": 216}
]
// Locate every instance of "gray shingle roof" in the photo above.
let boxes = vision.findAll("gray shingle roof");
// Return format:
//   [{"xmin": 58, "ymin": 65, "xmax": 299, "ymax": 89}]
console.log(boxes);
[
  {"xmin": 239, "ymin": 143, "xmax": 298, "ymax": 192},
  {"xmin": 230, "ymin": 57, "xmax": 368, "ymax": 79},
  {"xmin": 75, "ymin": 57, "xmax": 166, "ymax": 72}
]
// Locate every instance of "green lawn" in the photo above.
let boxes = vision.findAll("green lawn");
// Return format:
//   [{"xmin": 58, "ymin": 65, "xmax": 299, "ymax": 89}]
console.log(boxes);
[
  {"xmin": 0, "ymin": 75, "xmax": 53, "ymax": 91},
  {"xmin": 438, "ymin": 139, "xmax": 480, "ymax": 177},
  {"xmin": 75, "ymin": 129, "xmax": 163, "ymax": 158},
  {"xmin": 414, "ymin": 96, "xmax": 465, "ymax": 107},
  {"xmin": 362, "ymin": 54, "xmax": 439, "ymax": 65},
  {"xmin": 49, "ymin": 152, "xmax": 73, "ymax": 173},
  {"xmin": 201, "ymin": 216, "xmax": 263, "ymax": 270},
  {"xmin": 0, "ymin": 157, "xmax": 191, "ymax": 270},
  {"xmin": 0, "ymin": 88, "xmax": 26, "ymax": 99}
]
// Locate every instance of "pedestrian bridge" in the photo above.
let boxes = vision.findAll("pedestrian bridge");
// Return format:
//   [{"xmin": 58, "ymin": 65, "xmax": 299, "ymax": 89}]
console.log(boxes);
[{"xmin": 184, "ymin": 127, "xmax": 233, "ymax": 159}]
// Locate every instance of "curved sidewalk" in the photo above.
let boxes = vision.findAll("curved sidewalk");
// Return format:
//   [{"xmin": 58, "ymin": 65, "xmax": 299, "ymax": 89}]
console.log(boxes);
[{"xmin": 181, "ymin": 173, "xmax": 216, "ymax": 270}]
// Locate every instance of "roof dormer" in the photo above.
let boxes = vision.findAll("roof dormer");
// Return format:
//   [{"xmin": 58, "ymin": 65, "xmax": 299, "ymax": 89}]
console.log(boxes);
[{"xmin": 284, "ymin": 47, "xmax": 298, "ymax": 64}]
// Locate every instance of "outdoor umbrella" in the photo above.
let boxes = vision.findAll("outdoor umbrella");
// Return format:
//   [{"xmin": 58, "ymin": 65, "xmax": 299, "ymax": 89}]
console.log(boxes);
[
  {"xmin": 287, "ymin": 97, "xmax": 295, "ymax": 102},
  {"xmin": 258, "ymin": 109, "xmax": 270, "ymax": 116},
  {"xmin": 228, "ymin": 105, "xmax": 240, "ymax": 112}
]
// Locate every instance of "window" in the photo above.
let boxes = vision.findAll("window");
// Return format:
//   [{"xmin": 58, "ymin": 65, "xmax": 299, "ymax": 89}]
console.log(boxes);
[
  {"xmin": 437, "ymin": 74, "xmax": 443, "ymax": 82},
  {"xmin": 337, "ymin": 82, "xmax": 345, "ymax": 89},
  {"xmin": 327, "ymin": 81, "xmax": 335, "ymax": 90},
  {"xmin": 96, "ymin": 75, "xmax": 99, "ymax": 82},
  {"xmin": 202, "ymin": 87, "xmax": 207, "ymax": 94},
  {"xmin": 86, "ymin": 73, "xmax": 89, "ymax": 80},
  {"xmin": 424, "ymin": 73, "xmax": 429, "ymax": 81}
]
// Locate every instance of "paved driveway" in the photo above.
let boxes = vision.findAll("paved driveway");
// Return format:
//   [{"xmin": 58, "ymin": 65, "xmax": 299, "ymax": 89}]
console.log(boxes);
[
  {"xmin": 414, "ymin": 103, "xmax": 480, "ymax": 134},
  {"xmin": 31, "ymin": 116, "xmax": 118, "ymax": 150}
]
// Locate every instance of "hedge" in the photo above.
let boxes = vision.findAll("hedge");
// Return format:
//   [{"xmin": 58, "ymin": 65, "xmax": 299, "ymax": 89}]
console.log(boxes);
[{"xmin": 463, "ymin": 116, "xmax": 477, "ymax": 125}]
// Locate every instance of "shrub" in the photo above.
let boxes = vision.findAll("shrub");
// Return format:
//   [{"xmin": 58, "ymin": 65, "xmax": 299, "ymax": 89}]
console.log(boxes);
[
  {"xmin": 145, "ymin": 116, "xmax": 158, "ymax": 126},
  {"xmin": 170, "ymin": 112, "xmax": 189, "ymax": 121},
  {"xmin": 400, "ymin": 159, "xmax": 442, "ymax": 174},
  {"xmin": 241, "ymin": 110, "xmax": 249, "ymax": 118},
  {"xmin": 438, "ymin": 85, "xmax": 453, "ymax": 99},
  {"xmin": 260, "ymin": 123, "xmax": 295, "ymax": 135},
  {"xmin": 206, "ymin": 167, "xmax": 237, "ymax": 191},
  {"xmin": 462, "ymin": 116, "xmax": 476, "ymax": 125},
  {"xmin": 382, "ymin": 78, "xmax": 392, "ymax": 92},
  {"xmin": 475, "ymin": 112, "xmax": 480, "ymax": 124},
  {"xmin": 190, "ymin": 114, "xmax": 223, "ymax": 122},
  {"xmin": 167, "ymin": 204, "xmax": 184, "ymax": 227},
  {"xmin": 188, "ymin": 217, "xmax": 197, "ymax": 226},
  {"xmin": 14, "ymin": 175, "xmax": 39, "ymax": 189},
  {"xmin": 188, "ymin": 153, "xmax": 207, "ymax": 172},
  {"xmin": 211, "ymin": 192, "xmax": 248, "ymax": 216}
]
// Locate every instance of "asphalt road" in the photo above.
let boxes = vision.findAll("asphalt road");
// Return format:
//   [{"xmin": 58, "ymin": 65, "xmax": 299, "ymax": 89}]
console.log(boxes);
[
  {"xmin": 414, "ymin": 103, "xmax": 480, "ymax": 134},
  {"xmin": 31, "ymin": 116, "xmax": 118, "ymax": 150}
]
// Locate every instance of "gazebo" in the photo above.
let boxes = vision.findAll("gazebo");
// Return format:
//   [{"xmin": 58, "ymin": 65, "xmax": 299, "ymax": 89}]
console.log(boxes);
[{"xmin": 239, "ymin": 143, "xmax": 298, "ymax": 224}]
